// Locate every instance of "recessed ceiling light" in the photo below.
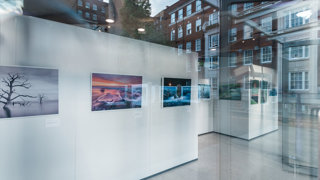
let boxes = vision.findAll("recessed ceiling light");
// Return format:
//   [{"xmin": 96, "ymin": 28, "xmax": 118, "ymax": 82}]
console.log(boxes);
[
  {"xmin": 138, "ymin": 28, "xmax": 145, "ymax": 32},
  {"xmin": 105, "ymin": 19, "xmax": 115, "ymax": 23}
]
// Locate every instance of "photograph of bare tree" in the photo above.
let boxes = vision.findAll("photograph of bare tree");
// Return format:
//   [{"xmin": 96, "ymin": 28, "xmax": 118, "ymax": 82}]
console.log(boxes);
[{"xmin": 0, "ymin": 66, "xmax": 58, "ymax": 118}]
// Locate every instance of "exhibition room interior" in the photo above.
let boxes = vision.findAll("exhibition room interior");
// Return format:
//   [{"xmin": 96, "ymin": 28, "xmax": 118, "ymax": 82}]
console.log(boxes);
[{"xmin": 0, "ymin": 0, "xmax": 319, "ymax": 179}]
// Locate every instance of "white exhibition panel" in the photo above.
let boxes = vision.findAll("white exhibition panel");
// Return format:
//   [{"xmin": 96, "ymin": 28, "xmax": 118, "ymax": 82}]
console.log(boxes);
[
  {"xmin": 212, "ymin": 68, "xmax": 278, "ymax": 140},
  {"xmin": 197, "ymin": 79, "xmax": 214, "ymax": 135},
  {"xmin": 0, "ymin": 15, "xmax": 198, "ymax": 180}
]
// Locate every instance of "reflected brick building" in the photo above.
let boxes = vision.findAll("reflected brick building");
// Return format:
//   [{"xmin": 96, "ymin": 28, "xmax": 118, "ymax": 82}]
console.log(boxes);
[
  {"xmin": 23, "ymin": 0, "xmax": 108, "ymax": 31},
  {"xmin": 154, "ymin": 0, "xmax": 219, "ymax": 63}
]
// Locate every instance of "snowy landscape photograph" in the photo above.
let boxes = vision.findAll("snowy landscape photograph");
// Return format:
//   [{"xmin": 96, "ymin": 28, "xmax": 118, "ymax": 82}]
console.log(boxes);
[
  {"xmin": 0, "ymin": 66, "xmax": 59, "ymax": 118},
  {"xmin": 91, "ymin": 73, "xmax": 142, "ymax": 111}
]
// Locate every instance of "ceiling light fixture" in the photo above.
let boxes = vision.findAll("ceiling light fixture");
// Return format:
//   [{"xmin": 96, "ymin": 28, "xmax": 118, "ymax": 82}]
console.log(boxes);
[
  {"xmin": 137, "ymin": 28, "xmax": 145, "ymax": 32},
  {"xmin": 105, "ymin": 19, "xmax": 115, "ymax": 23}
]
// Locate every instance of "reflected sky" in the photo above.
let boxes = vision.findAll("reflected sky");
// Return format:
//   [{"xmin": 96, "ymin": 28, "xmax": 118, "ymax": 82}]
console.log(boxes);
[{"xmin": 150, "ymin": 0, "xmax": 178, "ymax": 16}]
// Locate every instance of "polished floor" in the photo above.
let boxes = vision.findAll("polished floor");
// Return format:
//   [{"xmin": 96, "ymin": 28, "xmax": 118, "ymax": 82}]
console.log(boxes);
[{"xmin": 147, "ymin": 127, "xmax": 318, "ymax": 180}]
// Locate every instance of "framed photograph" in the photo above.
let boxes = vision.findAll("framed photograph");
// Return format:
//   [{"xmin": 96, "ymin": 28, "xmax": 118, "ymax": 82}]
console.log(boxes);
[
  {"xmin": 219, "ymin": 84, "xmax": 241, "ymax": 100},
  {"xmin": 0, "ymin": 66, "xmax": 59, "ymax": 118},
  {"xmin": 260, "ymin": 81, "xmax": 268, "ymax": 104},
  {"xmin": 198, "ymin": 84, "xmax": 211, "ymax": 99},
  {"xmin": 250, "ymin": 80, "xmax": 259, "ymax": 105},
  {"xmin": 91, "ymin": 73, "xmax": 142, "ymax": 111},
  {"xmin": 162, "ymin": 78, "xmax": 191, "ymax": 107}
]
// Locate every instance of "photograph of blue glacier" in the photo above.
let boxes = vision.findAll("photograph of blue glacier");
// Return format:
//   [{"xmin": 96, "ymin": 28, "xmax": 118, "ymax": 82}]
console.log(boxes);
[{"xmin": 163, "ymin": 78, "xmax": 191, "ymax": 107}]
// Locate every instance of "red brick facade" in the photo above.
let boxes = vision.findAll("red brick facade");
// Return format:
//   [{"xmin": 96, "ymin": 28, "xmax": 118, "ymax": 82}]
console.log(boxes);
[{"xmin": 155, "ymin": 0, "xmax": 219, "ymax": 62}]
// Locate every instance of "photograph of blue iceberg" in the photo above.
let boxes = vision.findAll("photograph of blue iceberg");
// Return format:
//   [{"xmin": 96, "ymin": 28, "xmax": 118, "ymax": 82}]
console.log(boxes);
[{"xmin": 163, "ymin": 78, "xmax": 191, "ymax": 107}]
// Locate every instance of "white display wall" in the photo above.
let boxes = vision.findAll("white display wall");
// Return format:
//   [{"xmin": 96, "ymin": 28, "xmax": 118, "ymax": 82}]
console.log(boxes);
[
  {"xmin": 0, "ymin": 15, "xmax": 198, "ymax": 180},
  {"xmin": 213, "ymin": 65, "xmax": 278, "ymax": 140}
]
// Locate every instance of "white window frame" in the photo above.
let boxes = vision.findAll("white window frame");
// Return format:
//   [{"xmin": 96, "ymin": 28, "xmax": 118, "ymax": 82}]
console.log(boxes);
[
  {"xmin": 186, "ymin": 23, "xmax": 192, "ymax": 35},
  {"xmin": 93, "ymin": 4, "xmax": 97, "ymax": 11},
  {"xmin": 78, "ymin": 10, "xmax": 83, "ymax": 16},
  {"xmin": 229, "ymin": 52, "xmax": 237, "ymax": 67},
  {"xmin": 187, "ymin": 4, "xmax": 192, "ymax": 16},
  {"xmin": 261, "ymin": 46, "xmax": 272, "ymax": 63},
  {"xmin": 261, "ymin": 16, "xmax": 272, "ymax": 33},
  {"xmin": 243, "ymin": 50, "xmax": 253, "ymax": 65},
  {"xmin": 243, "ymin": 25, "xmax": 253, "ymax": 40},
  {"xmin": 208, "ymin": 33, "xmax": 219, "ymax": 49},
  {"xmin": 85, "ymin": 2, "xmax": 90, "ymax": 9},
  {"xmin": 85, "ymin": 12, "xmax": 90, "ymax": 18},
  {"xmin": 178, "ymin": 9, "xmax": 183, "ymax": 19},
  {"xmin": 196, "ymin": 19, "xmax": 202, "ymax": 32},
  {"xmin": 284, "ymin": 7, "xmax": 310, "ymax": 29},
  {"xmin": 170, "ymin": 29, "xmax": 176, "ymax": 41},
  {"xmin": 171, "ymin": 13, "xmax": 176, "ymax": 24},
  {"xmin": 92, "ymin": 14, "xmax": 97, "ymax": 20},
  {"xmin": 230, "ymin": 4, "xmax": 237, "ymax": 12},
  {"xmin": 178, "ymin": 26, "xmax": 183, "ymax": 38},
  {"xmin": 78, "ymin": 0, "xmax": 83, "ymax": 6},
  {"xmin": 186, "ymin": 42, "xmax": 192, "ymax": 53},
  {"xmin": 195, "ymin": 39, "xmax": 201, "ymax": 52},
  {"xmin": 209, "ymin": 56, "xmax": 219, "ymax": 69},
  {"xmin": 209, "ymin": 12, "xmax": 219, "ymax": 25},
  {"xmin": 101, "ymin": 7, "xmax": 106, "ymax": 13},
  {"xmin": 289, "ymin": 72, "xmax": 309, "ymax": 90},
  {"xmin": 243, "ymin": 3, "xmax": 254, "ymax": 11},
  {"xmin": 288, "ymin": 46, "xmax": 309, "ymax": 60},
  {"xmin": 196, "ymin": 0, "xmax": 201, "ymax": 11},
  {"xmin": 229, "ymin": 28, "xmax": 237, "ymax": 42}
]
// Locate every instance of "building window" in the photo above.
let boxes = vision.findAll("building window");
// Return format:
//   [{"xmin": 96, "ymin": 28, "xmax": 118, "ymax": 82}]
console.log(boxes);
[
  {"xmin": 92, "ymin": 14, "xmax": 97, "ymax": 21},
  {"xmin": 178, "ymin": 9, "xmax": 183, "ymax": 19},
  {"xmin": 195, "ymin": 39, "xmax": 201, "ymax": 52},
  {"xmin": 209, "ymin": 12, "xmax": 219, "ymax": 25},
  {"xmin": 229, "ymin": 52, "xmax": 237, "ymax": 67},
  {"xmin": 209, "ymin": 56, "xmax": 219, "ymax": 69},
  {"xmin": 285, "ymin": 8, "xmax": 310, "ymax": 29},
  {"xmin": 289, "ymin": 72, "xmax": 309, "ymax": 90},
  {"xmin": 186, "ymin": 42, "xmax": 192, "ymax": 53},
  {"xmin": 243, "ymin": 50, "xmax": 253, "ymax": 65},
  {"xmin": 187, "ymin": 4, "xmax": 192, "ymax": 16},
  {"xmin": 171, "ymin": 13, "xmax": 175, "ymax": 23},
  {"xmin": 243, "ymin": 3, "xmax": 254, "ymax": 11},
  {"xmin": 85, "ymin": 2, "xmax": 90, "ymax": 9},
  {"xmin": 171, "ymin": 30, "xmax": 175, "ymax": 41},
  {"xmin": 209, "ymin": 33, "xmax": 219, "ymax": 49},
  {"xmin": 77, "ymin": 10, "xmax": 83, "ymax": 16},
  {"xmin": 93, "ymin": 4, "xmax": 97, "ymax": 11},
  {"xmin": 261, "ymin": 17, "xmax": 272, "ymax": 33},
  {"xmin": 196, "ymin": 19, "xmax": 201, "ymax": 32},
  {"xmin": 230, "ymin": 4, "xmax": 237, "ymax": 12},
  {"xmin": 78, "ymin": 0, "xmax": 83, "ymax": 6},
  {"xmin": 186, "ymin": 23, "xmax": 192, "ymax": 35},
  {"xmin": 243, "ymin": 25, "xmax": 253, "ymax": 39},
  {"xmin": 178, "ymin": 44, "xmax": 183, "ymax": 55},
  {"xmin": 101, "ymin": 7, "xmax": 106, "ymax": 13},
  {"xmin": 196, "ymin": 0, "xmax": 201, "ymax": 11},
  {"xmin": 229, "ymin": 28, "xmax": 237, "ymax": 42},
  {"xmin": 85, "ymin": 12, "xmax": 90, "ymax": 18},
  {"xmin": 178, "ymin": 26, "xmax": 183, "ymax": 38},
  {"xmin": 289, "ymin": 46, "xmax": 309, "ymax": 60},
  {"xmin": 243, "ymin": 76, "xmax": 250, "ymax": 89},
  {"xmin": 261, "ymin": 46, "xmax": 272, "ymax": 63}
]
